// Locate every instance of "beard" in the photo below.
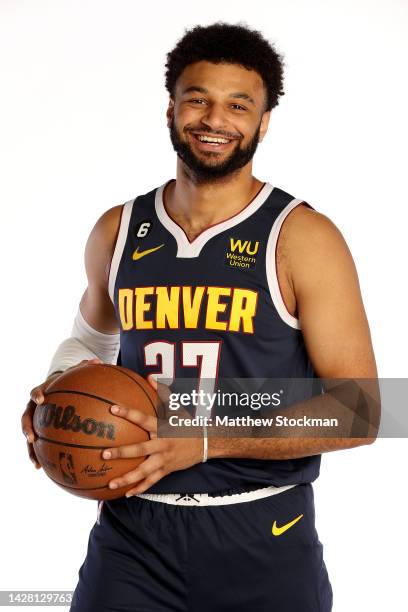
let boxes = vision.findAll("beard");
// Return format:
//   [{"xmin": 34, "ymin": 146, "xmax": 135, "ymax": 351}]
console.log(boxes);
[{"xmin": 169, "ymin": 117, "xmax": 261, "ymax": 185}]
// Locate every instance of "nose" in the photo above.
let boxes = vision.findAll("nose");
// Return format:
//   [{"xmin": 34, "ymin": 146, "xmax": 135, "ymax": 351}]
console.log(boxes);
[{"xmin": 200, "ymin": 102, "xmax": 228, "ymax": 132}]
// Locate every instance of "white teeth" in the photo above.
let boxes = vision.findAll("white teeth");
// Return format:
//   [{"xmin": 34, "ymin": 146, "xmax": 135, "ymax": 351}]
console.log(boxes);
[{"xmin": 197, "ymin": 135, "xmax": 230, "ymax": 144}]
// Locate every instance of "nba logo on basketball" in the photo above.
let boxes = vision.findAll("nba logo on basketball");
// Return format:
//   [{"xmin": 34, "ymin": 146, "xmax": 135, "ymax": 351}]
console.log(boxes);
[{"xmin": 59, "ymin": 452, "xmax": 77, "ymax": 485}]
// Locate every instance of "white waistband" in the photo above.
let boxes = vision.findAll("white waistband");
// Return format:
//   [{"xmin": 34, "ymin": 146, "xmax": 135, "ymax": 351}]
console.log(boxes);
[{"xmin": 134, "ymin": 483, "xmax": 297, "ymax": 506}]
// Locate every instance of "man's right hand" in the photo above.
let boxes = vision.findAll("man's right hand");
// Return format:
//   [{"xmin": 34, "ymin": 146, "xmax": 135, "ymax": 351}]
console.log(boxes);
[{"xmin": 22, "ymin": 357, "xmax": 103, "ymax": 469}]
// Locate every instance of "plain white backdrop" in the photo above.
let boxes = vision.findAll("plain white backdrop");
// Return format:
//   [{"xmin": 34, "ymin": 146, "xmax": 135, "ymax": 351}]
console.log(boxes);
[{"xmin": 1, "ymin": 0, "xmax": 407, "ymax": 610}]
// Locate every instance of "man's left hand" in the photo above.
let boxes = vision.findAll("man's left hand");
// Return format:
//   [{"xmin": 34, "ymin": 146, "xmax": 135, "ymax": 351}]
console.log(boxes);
[{"xmin": 102, "ymin": 402, "xmax": 203, "ymax": 496}]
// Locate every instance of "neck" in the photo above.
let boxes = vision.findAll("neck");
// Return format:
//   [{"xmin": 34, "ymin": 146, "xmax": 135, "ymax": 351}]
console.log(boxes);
[{"xmin": 163, "ymin": 162, "xmax": 264, "ymax": 240}]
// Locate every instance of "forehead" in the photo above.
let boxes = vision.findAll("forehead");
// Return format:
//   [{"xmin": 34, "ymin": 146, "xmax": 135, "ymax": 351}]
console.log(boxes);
[{"xmin": 175, "ymin": 60, "xmax": 266, "ymax": 106}]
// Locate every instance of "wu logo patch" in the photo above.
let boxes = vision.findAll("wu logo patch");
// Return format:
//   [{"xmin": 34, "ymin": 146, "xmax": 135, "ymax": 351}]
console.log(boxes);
[
  {"xmin": 230, "ymin": 238, "xmax": 259, "ymax": 255},
  {"xmin": 224, "ymin": 237, "xmax": 260, "ymax": 270}
]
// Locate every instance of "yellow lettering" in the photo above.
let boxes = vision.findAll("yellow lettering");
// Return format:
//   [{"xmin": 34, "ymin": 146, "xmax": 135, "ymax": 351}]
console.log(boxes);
[
  {"xmin": 230, "ymin": 238, "xmax": 248, "ymax": 253},
  {"xmin": 118, "ymin": 285, "xmax": 258, "ymax": 333},
  {"xmin": 205, "ymin": 287, "xmax": 231, "ymax": 331},
  {"xmin": 135, "ymin": 287, "xmax": 154, "ymax": 329},
  {"xmin": 229, "ymin": 288, "xmax": 257, "ymax": 333},
  {"xmin": 182, "ymin": 286, "xmax": 205, "ymax": 328},
  {"xmin": 118, "ymin": 288, "xmax": 134, "ymax": 330},
  {"xmin": 246, "ymin": 241, "xmax": 259, "ymax": 255},
  {"xmin": 156, "ymin": 286, "xmax": 180, "ymax": 328}
]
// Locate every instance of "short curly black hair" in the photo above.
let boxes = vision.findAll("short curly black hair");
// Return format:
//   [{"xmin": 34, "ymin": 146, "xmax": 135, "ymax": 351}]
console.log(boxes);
[{"xmin": 164, "ymin": 22, "xmax": 285, "ymax": 112}]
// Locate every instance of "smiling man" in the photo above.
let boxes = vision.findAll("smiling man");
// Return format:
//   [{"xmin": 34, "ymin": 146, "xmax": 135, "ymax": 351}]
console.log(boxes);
[
  {"xmin": 23, "ymin": 21, "xmax": 379, "ymax": 612},
  {"xmin": 168, "ymin": 61, "xmax": 266, "ymax": 182}
]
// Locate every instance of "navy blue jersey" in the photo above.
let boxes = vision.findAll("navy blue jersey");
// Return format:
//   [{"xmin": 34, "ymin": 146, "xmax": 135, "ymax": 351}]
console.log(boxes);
[{"xmin": 108, "ymin": 179, "xmax": 321, "ymax": 493}]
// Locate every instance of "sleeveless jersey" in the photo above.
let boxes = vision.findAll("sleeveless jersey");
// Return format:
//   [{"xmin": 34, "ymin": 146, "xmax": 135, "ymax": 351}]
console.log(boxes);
[{"xmin": 108, "ymin": 179, "xmax": 322, "ymax": 494}]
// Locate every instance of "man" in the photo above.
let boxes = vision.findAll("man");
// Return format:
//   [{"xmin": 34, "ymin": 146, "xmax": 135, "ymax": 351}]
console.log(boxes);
[{"xmin": 23, "ymin": 22, "xmax": 378, "ymax": 611}]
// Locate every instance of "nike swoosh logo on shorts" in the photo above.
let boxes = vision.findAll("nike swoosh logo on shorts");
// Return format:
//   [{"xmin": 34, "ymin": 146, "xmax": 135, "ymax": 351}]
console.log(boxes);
[{"xmin": 272, "ymin": 513, "xmax": 304, "ymax": 536}]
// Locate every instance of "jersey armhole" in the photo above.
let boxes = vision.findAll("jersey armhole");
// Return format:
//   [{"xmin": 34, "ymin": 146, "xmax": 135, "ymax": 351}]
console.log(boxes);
[
  {"xmin": 108, "ymin": 199, "xmax": 135, "ymax": 303},
  {"xmin": 265, "ymin": 199, "xmax": 312, "ymax": 330}
]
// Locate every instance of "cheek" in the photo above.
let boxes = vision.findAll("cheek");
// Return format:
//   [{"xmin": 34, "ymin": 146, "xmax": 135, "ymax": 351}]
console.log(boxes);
[
  {"xmin": 230, "ymin": 115, "xmax": 256, "ymax": 136},
  {"xmin": 236, "ymin": 131, "xmax": 252, "ymax": 146},
  {"xmin": 175, "ymin": 104, "xmax": 201, "ymax": 125},
  {"xmin": 241, "ymin": 120, "xmax": 261, "ymax": 142}
]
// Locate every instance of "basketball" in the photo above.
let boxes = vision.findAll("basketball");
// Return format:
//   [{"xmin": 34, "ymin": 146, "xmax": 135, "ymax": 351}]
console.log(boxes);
[{"xmin": 33, "ymin": 363, "xmax": 159, "ymax": 500}]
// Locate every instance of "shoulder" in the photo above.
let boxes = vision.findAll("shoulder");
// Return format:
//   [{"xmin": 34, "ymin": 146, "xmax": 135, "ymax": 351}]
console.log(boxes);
[
  {"xmin": 86, "ymin": 204, "xmax": 125, "ymax": 263},
  {"xmin": 280, "ymin": 201, "xmax": 342, "ymax": 238},
  {"xmin": 84, "ymin": 204, "xmax": 125, "ymax": 287},
  {"xmin": 277, "ymin": 202, "xmax": 357, "ymax": 294},
  {"xmin": 92, "ymin": 204, "xmax": 124, "ymax": 242},
  {"xmin": 279, "ymin": 202, "xmax": 350, "ymax": 255}
]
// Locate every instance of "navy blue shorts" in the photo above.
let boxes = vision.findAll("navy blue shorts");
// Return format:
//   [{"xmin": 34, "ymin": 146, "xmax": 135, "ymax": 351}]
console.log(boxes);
[{"xmin": 70, "ymin": 483, "xmax": 333, "ymax": 611}]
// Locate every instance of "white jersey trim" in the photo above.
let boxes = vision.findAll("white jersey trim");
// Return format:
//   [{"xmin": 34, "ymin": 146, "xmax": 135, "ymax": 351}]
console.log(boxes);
[
  {"xmin": 265, "ymin": 197, "xmax": 305, "ymax": 330},
  {"xmin": 108, "ymin": 199, "xmax": 134, "ymax": 303},
  {"xmin": 155, "ymin": 180, "xmax": 274, "ymax": 258}
]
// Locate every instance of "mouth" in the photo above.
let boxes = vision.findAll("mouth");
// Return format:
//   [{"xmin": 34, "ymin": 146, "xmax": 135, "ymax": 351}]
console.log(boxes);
[{"xmin": 189, "ymin": 132, "xmax": 239, "ymax": 152}]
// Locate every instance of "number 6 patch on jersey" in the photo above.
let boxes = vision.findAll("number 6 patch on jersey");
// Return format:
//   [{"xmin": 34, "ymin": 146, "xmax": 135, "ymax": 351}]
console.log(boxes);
[{"xmin": 135, "ymin": 220, "xmax": 153, "ymax": 239}]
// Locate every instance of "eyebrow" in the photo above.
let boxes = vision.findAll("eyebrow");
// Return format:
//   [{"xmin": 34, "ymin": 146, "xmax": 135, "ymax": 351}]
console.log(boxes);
[{"xmin": 181, "ymin": 86, "xmax": 255, "ymax": 106}]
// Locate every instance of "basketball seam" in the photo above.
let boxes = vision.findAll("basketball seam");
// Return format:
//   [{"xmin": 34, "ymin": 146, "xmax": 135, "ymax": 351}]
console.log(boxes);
[
  {"xmin": 100, "ymin": 364, "xmax": 159, "ymax": 414},
  {"xmin": 35, "ymin": 435, "xmax": 116, "ymax": 450},
  {"xmin": 45, "ymin": 385, "xmax": 158, "ymax": 416},
  {"xmin": 46, "ymin": 472, "xmax": 116, "ymax": 491}
]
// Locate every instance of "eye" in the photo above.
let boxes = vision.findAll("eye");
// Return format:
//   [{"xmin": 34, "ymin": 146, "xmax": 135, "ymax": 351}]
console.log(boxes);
[
  {"xmin": 189, "ymin": 98, "xmax": 206, "ymax": 105},
  {"xmin": 231, "ymin": 104, "xmax": 246, "ymax": 111}
]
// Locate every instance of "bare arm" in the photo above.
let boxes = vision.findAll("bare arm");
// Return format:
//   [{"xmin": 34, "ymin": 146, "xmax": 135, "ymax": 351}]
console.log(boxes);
[
  {"xmin": 291, "ymin": 207, "xmax": 377, "ymax": 379},
  {"xmin": 208, "ymin": 206, "xmax": 379, "ymax": 460},
  {"xmin": 79, "ymin": 204, "xmax": 123, "ymax": 333},
  {"xmin": 22, "ymin": 203, "xmax": 124, "ymax": 467}
]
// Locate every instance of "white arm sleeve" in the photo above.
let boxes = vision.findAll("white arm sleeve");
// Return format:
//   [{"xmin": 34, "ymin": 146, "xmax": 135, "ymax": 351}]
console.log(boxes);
[{"xmin": 46, "ymin": 307, "xmax": 120, "ymax": 378}]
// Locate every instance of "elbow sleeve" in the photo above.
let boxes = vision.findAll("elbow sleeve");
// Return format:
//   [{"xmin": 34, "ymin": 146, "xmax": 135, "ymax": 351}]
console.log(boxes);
[{"xmin": 46, "ymin": 307, "xmax": 120, "ymax": 378}]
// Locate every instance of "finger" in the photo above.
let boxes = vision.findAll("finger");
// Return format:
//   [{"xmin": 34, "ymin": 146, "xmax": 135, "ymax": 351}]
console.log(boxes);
[
  {"xmin": 101, "ymin": 437, "xmax": 167, "ymax": 460},
  {"xmin": 146, "ymin": 378, "xmax": 173, "ymax": 422},
  {"xmin": 30, "ymin": 374, "xmax": 58, "ymax": 404},
  {"xmin": 27, "ymin": 440, "xmax": 41, "ymax": 469},
  {"xmin": 63, "ymin": 357, "xmax": 103, "ymax": 375},
  {"xmin": 110, "ymin": 404, "xmax": 157, "ymax": 433},
  {"xmin": 146, "ymin": 377, "xmax": 172, "ymax": 403},
  {"xmin": 30, "ymin": 387, "xmax": 45, "ymax": 404},
  {"xmin": 21, "ymin": 402, "xmax": 36, "ymax": 442},
  {"xmin": 108, "ymin": 454, "xmax": 164, "ymax": 489},
  {"xmin": 147, "ymin": 375, "xmax": 158, "ymax": 390},
  {"xmin": 125, "ymin": 469, "xmax": 167, "ymax": 496},
  {"xmin": 156, "ymin": 380, "xmax": 172, "ymax": 405},
  {"xmin": 76, "ymin": 358, "xmax": 102, "ymax": 365},
  {"xmin": 23, "ymin": 427, "xmax": 34, "ymax": 444}
]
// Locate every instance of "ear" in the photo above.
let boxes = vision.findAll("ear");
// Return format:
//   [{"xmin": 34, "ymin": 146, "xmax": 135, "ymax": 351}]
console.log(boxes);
[
  {"xmin": 166, "ymin": 98, "xmax": 175, "ymax": 128},
  {"xmin": 258, "ymin": 110, "xmax": 271, "ymax": 143}
]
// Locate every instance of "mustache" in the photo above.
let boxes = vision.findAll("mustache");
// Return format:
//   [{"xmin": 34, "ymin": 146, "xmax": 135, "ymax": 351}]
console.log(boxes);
[{"xmin": 186, "ymin": 127, "xmax": 242, "ymax": 140}]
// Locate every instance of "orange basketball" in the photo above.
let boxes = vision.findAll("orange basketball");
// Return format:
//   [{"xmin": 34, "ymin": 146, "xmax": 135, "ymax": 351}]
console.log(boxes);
[{"xmin": 33, "ymin": 363, "xmax": 159, "ymax": 500}]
